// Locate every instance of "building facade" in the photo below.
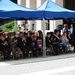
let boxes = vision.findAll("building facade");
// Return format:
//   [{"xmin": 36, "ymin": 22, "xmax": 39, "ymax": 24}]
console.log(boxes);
[{"xmin": 17, "ymin": 0, "xmax": 64, "ymax": 31}]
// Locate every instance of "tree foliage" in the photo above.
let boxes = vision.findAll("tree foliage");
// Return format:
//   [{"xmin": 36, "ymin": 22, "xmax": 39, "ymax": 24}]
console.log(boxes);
[{"xmin": 2, "ymin": 21, "xmax": 14, "ymax": 32}]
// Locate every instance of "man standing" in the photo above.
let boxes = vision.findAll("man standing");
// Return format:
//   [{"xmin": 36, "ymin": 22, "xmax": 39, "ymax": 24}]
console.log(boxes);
[
  {"xmin": 24, "ymin": 21, "xmax": 29, "ymax": 31},
  {"xmin": 62, "ymin": 24, "xmax": 69, "ymax": 35},
  {"xmin": 31, "ymin": 20, "xmax": 35, "ymax": 30},
  {"xmin": 69, "ymin": 24, "xmax": 75, "ymax": 52}
]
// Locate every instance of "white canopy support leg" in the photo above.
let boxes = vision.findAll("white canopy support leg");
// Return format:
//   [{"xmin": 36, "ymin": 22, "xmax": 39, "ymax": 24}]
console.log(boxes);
[
  {"xmin": 43, "ymin": 18, "xmax": 46, "ymax": 57},
  {"xmin": 14, "ymin": 19, "xmax": 17, "ymax": 32},
  {"xmin": 53, "ymin": 20, "xmax": 54, "ymax": 31}
]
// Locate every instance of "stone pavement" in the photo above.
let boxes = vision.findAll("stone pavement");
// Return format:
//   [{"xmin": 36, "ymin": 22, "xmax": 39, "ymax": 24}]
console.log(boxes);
[{"xmin": 0, "ymin": 53, "xmax": 75, "ymax": 75}]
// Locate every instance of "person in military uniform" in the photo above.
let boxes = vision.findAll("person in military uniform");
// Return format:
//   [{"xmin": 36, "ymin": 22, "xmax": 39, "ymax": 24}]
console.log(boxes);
[{"xmin": 8, "ymin": 33, "xmax": 22, "ymax": 59}]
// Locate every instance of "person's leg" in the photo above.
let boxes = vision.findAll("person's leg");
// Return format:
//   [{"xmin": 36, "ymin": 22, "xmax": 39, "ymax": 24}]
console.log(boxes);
[
  {"xmin": 2, "ymin": 47, "xmax": 7, "ymax": 60},
  {"xmin": 32, "ymin": 48, "xmax": 37, "ymax": 57},
  {"xmin": 53, "ymin": 44, "xmax": 59, "ymax": 55},
  {"xmin": 20, "ymin": 47, "xmax": 26, "ymax": 58},
  {"xmin": 7, "ymin": 49, "xmax": 11, "ymax": 60}
]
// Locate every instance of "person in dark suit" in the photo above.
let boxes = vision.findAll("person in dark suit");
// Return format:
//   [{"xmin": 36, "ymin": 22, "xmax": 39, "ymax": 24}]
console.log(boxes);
[
  {"xmin": 26, "ymin": 33, "xmax": 33, "ymax": 47},
  {"xmin": 46, "ymin": 32, "xmax": 52, "ymax": 48},
  {"xmin": 0, "ymin": 34, "xmax": 11, "ymax": 60},
  {"xmin": 67, "ymin": 31, "xmax": 72, "ymax": 45},
  {"xmin": 26, "ymin": 32, "xmax": 34, "ymax": 57},
  {"xmin": 31, "ymin": 36, "xmax": 37, "ymax": 57},
  {"xmin": 52, "ymin": 30, "xmax": 60, "ymax": 55},
  {"xmin": 70, "ymin": 24, "xmax": 75, "ymax": 40},
  {"xmin": 17, "ymin": 32, "xmax": 24, "ymax": 47},
  {"xmin": 17, "ymin": 32, "xmax": 27, "ymax": 58},
  {"xmin": 45, "ymin": 32, "xmax": 55, "ymax": 55},
  {"xmin": 69, "ymin": 24, "xmax": 75, "ymax": 52},
  {"xmin": 36, "ymin": 31, "xmax": 43, "ymax": 56}
]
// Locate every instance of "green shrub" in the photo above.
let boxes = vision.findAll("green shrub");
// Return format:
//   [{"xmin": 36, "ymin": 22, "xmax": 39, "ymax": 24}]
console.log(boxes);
[{"xmin": 2, "ymin": 21, "xmax": 14, "ymax": 32}]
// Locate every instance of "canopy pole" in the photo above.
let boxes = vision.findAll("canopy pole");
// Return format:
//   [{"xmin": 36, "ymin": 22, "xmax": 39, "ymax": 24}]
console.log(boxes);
[
  {"xmin": 14, "ymin": 19, "xmax": 17, "ymax": 32},
  {"xmin": 48, "ymin": 20, "xmax": 49, "ymax": 30},
  {"xmin": 53, "ymin": 20, "xmax": 54, "ymax": 31},
  {"xmin": 43, "ymin": 18, "xmax": 46, "ymax": 57}
]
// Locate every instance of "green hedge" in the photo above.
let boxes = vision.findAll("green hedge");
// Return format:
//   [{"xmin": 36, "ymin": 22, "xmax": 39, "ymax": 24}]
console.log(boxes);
[{"xmin": 2, "ymin": 21, "xmax": 14, "ymax": 32}]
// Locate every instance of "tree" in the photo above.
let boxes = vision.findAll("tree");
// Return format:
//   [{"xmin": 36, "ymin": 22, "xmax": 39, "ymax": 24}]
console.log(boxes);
[{"xmin": 2, "ymin": 21, "xmax": 14, "ymax": 32}]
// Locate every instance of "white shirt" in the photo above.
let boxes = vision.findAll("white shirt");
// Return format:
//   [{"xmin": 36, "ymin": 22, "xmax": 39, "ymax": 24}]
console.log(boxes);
[{"xmin": 70, "ymin": 28, "xmax": 73, "ymax": 34}]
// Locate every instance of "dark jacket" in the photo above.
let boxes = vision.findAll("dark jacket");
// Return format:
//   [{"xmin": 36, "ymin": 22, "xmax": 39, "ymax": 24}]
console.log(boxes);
[
  {"xmin": 70, "ymin": 28, "xmax": 75, "ymax": 41},
  {"xmin": 46, "ymin": 36, "xmax": 52, "ymax": 47},
  {"xmin": 26, "ymin": 37, "xmax": 32, "ymax": 47},
  {"xmin": 0, "ymin": 39, "xmax": 11, "ymax": 52},
  {"xmin": 17, "ymin": 36, "xmax": 27, "ymax": 50},
  {"xmin": 31, "ymin": 40, "xmax": 37, "ymax": 48},
  {"xmin": 52, "ymin": 34, "xmax": 60, "ymax": 43}
]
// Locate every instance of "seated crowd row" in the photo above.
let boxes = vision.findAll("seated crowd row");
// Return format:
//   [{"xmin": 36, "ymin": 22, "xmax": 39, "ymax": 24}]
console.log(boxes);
[{"xmin": 0, "ymin": 24, "xmax": 75, "ymax": 60}]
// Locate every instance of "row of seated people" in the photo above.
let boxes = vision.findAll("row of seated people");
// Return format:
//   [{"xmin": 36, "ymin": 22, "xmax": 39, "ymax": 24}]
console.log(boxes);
[
  {"xmin": 0, "ymin": 30, "xmax": 74, "ymax": 61},
  {"xmin": 46, "ymin": 30, "xmax": 75, "ymax": 55},
  {"xmin": 0, "ymin": 31, "xmax": 43, "ymax": 60}
]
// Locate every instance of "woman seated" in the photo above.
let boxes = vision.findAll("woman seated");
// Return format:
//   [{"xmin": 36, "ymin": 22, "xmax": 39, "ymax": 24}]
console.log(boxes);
[{"xmin": 61, "ymin": 32, "xmax": 71, "ymax": 53}]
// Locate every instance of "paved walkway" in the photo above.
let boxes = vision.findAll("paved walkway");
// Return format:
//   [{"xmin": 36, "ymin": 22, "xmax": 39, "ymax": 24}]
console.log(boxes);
[{"xmin": 0, "ymin": 53, "xmax": 75, "ymax": 75}]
